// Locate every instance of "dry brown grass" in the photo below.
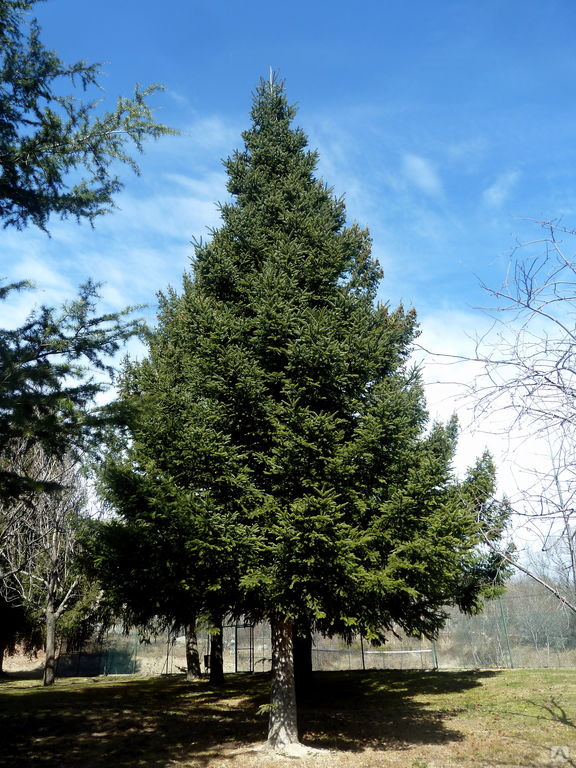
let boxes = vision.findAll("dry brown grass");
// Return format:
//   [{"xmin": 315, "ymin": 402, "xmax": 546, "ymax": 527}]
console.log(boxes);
[{"xmin": 0, "ymin": 668, "xmax": 574, "ymax": 767}]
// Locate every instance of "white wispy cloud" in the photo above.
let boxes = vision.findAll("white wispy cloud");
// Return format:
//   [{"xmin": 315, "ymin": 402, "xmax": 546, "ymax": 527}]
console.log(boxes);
[
  {"xmin": 416, "ymin": 305, "xmax": 564, "ymax": 549},
  {"xmin": 109, "ymin": 192, "xmax": 224, "ymax": 242},
  {"xmin": 153, "ymin": 114, "xmax": 241, "ymax": 160},
  {"xmin": 482, "ymin": 170, "xmax": 520, "ymax": 208},
  {"xmin": 310, "ymin": 121, "xmax": 378, "ymax": 227},
  {"xmin": 184, "ymin": 116, "xmax": 240, "ymax": 151},
  {"xmin": 0, "ymin": 161, "xmax": 229, "ymax": 332},
  {"xmin": 446, "ymin": 137, "xmax": 487, "ymax": 163},
  {"xmin": 401, "ymin": 153, "xmax": 443, "ymax": 197}
]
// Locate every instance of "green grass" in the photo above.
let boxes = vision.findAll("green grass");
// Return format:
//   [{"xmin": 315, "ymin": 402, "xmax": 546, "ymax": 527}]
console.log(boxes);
[{"xmin": 1, "ymin": 669, "xmax": 575, "ymax": 767}]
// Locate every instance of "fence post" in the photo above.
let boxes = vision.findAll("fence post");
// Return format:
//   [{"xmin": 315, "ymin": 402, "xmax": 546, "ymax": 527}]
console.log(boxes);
[
  {"xmin": 132, "ymin": 632, "xmax": 139, "ymax": 674},
  {"xmin": 499, "ymin": 596, "xmax": 514, "ymax": 669},
  {"xmin": 431, "ymin": 640, "xmax": 439, "ymax": 670}
]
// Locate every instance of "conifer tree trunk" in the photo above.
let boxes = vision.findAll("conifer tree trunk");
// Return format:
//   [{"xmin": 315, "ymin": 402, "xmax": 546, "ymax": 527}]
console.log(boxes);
[
  {"xmin": 268, "ymin": 618, "xmax": 299, "ymax": 750},
  {"xmin": 184, "ymin": 622, "xmax": 201, "ymax": 680},
  {"xmin": 43, "ymin": 599, "xmax": 57, "ymax": 687},
  {"xmin": 209, "ymin": 615, "xmax": 225, "ymax": 685},
  {"xmin": 293, "ymin": 622, "xmax": 313, "ymax": 696}
]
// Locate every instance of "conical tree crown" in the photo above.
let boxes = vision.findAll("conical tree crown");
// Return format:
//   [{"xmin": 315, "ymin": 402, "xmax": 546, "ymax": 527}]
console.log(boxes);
[
  {"xmin": 160, "ymin": 78, "xmax": 454, "ymax": 627},
  {"xmin": 195, "ymin": 77, "xmax": 382, "ymax": 309},
  {"xmin": 186, "ymin": 77, "xmax": 417, "ymax": 439},
  {"xmin": 102, "ymin": 77, "xmax": 497, "ymax": 640}
]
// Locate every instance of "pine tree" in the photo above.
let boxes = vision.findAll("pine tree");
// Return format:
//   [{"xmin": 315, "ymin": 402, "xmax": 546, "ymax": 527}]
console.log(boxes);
[
  {"xmin": 88, "ymin": 466, "xmax": 236, "ymax": 683},
  {"xmin": 0, "ymin": 280, "xmax": 143, "ymax": 506},
  {"xmin": 0, "ymin": 0, "xmax": 174, "ymax": 231},
  {"xmin": 101, "ymin": 76, "xmax": 504, "ymax": 752}
]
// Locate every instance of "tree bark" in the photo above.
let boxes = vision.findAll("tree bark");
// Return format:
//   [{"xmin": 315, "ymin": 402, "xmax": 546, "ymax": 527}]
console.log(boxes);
[
  {"xmin": 0, "ymin": 638, "xmax": 6, "ymax": 676},
  {"xmin": 293, "ymin": 621, "xmax": 313, "ymax": 696},
  {"xmin": 267, "ymin": 617, "xmax": 300, "ymax": 750},
  {"xmin": 184, "ymin": 621, "xmax": 201, "ymax": 681},
  {"xmin": 43, "ymin": 601, "xmax": 56, "ymax": 686},
  {"xmin": 209, "ymin": 615, "xmax": 225, "ymax": 685}
]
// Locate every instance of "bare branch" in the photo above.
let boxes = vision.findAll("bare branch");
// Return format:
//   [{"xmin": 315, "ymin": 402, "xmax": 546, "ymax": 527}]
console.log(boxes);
[{"xmin": 482, "ymin": 532, "xmax": 576, "ymax": 614}]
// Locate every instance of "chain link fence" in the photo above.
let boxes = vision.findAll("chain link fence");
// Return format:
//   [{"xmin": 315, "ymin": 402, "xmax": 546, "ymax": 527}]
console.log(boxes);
[
  {"xmin": 436, "ymin": 581, "xmax": 576, "ymax": 669},
  {"xmin": 7, "ymin": 580, "xmax": 575, "ymax": 677}
]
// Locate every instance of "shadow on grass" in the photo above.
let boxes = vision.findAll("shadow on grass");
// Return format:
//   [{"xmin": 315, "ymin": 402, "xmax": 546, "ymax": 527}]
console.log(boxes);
[
  {"xmin": 298, "ymin": 669, "xmax": 499, "ymax": 752},
  {"xmin": 527, "ymin": 696, "xmax": 576, "ymax": 729},
  {"xmin": 0, "ymin": 674, "xmax": 270, "ymax": 768},
  {"xmin": 0, "ymin": 666, "xmax": 43, "ymax": 681},
  {"xmin": 0, "ymin": 669, "xmax": 499, "ymax": 766}
]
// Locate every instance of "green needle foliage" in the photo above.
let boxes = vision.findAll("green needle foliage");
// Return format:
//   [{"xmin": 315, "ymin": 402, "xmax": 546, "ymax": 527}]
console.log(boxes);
[
  {"xmin": 98, "ymin": 76, "xmax": 506, "ymax": 649},
  {"xmin": 0, "ymin": 0, "xmax": 175, "ymax": 231},
  {"xmin": 0, "ymin": 280, "xmax": 144, "ymax": 505}
]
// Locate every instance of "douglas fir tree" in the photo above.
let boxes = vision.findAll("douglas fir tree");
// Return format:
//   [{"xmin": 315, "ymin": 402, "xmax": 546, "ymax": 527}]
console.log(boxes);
[{"xmin": 100, "ymin": 75, "xmax": 506, "ymax": 752}]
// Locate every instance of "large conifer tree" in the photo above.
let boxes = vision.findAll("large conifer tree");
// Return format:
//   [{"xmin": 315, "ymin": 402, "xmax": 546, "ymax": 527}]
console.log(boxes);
[{"xmin": 101, "ymin": 76, "xmax": 502, "ymax": 752}]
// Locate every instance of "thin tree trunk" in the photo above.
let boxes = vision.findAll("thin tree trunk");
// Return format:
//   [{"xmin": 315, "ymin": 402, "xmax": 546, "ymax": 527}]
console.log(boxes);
[
  {"xmin": 0, "ymin": 638, "xmax": 6, "ymax": 676},
  {"xmin": 267, "ymin": 617, "xmax": 299, "ymax": 750},
  {"xmin": 184, "ymin": 621, "xmax": 201, "ymax": 681},
  {"xmin": 209, "ymin": 615, "xmax": 225, "ymax": 685},
  {"xmin": 43, "ymin": 600, "xmax": 56, "ymax": 686}
]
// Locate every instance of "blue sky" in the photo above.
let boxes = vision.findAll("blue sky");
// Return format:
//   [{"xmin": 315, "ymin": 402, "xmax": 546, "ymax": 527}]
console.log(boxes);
[{"xmin": 3, "ymin": 0, "xmax": 576, "ymax": 503}]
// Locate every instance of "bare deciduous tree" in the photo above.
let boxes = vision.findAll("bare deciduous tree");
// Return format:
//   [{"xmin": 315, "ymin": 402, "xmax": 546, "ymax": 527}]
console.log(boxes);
[
  {"xmin": 440, "ymin": 220, "xmax": 576, "ymax": 614},
  {"xmin": 0, "ymin": 445, "xmax": 88, "ymax": 685},
  {"xmin": 471, "ymin": 219, "xmax": 576, "ymax": 436}
]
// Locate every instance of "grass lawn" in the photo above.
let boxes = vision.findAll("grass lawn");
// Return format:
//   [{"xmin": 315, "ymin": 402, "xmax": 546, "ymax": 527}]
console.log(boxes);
[{"xmin": 0, "ymin": 668, "xmax": 574, "ymax": 767}]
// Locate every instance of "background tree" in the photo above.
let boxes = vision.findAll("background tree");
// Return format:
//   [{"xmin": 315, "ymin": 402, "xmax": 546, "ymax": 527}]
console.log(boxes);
[
  {"xmin": 86, "ymin": 469, "xmax": 239, "ymax": 684},
  {"xmin": 0, "ymin": 444, "xmax": 94, "ymax": 685},
  {"xmin": 0, "ymin": 0, "xmax": 175, "ymax": 231},
  {"xmin": 457, "ymin": 220, "xmax": 576, "ymax": 614},
  {"xmin": 0, "ymin": 0, "xmax": 175, "ymax": 501},
  {"xmin": 0, "ymin": 593, "xmax": 40, "ymax": 676},
  {"xmin": 0, "ymin": 280, "xmax": 144, "ymax": 508},
  {"xmin": 90, "ymin": 318, "xmax": 253, "ymax": 681},
  {"xmin": 98, "ymin": 76, "xmax": 506, "ymax": 753},
  {"xmin": 0, "ymin": 0, "xmax": 175, "ymax": 681}
]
